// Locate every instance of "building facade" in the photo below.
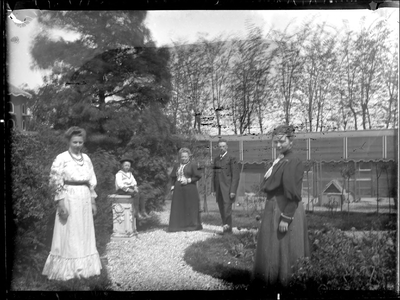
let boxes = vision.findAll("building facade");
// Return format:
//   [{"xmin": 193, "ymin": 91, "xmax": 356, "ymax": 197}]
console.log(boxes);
[{"xmin": 8, "ymin": 84, "xmax": 32, "ymax": 131}]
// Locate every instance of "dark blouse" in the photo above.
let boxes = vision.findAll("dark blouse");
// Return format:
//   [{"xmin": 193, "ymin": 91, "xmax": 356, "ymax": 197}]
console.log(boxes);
[
  {"xmin": 262, "ymin": 150, "xmax": 304, "ymax": 218},
  {"xmin": 170, "ymin": 160, "xmax": 202, "ymax": 185}
]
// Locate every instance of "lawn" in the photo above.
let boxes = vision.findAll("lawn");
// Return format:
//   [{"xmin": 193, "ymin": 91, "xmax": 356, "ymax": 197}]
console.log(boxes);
[{"xmin": 199, "ymin": 195, "xmax": 396, "ymax": 230}]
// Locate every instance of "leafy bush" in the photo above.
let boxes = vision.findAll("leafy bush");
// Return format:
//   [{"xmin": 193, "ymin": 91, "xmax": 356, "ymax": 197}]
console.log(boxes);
[
  {"xmin": 120, "ymin": 107, "xmax": 182, "ymax": 212},
  {"xmin": 187, "ymin": 208, "xmax": 396, "ymax": 293},
  {"xmin": 128, "ymin": 147, "xmax": 171, "ymax": 212},
  {"xmin": 227, "ymin": 231, "xmax": 257, "ymax": 261},
  {"xmin": 89, "ymin": 149, "xmax": 120, "ymax": 252},
  {"xmin": 290, "ymin": 227, "xmax": 397, "ymax": 292},
  {"xmin": 8, "ymin": 115, "xmax": 179, "ymax": 289},
  {"xmin": 8, "ymin": 129, "xmax": 120, "ymax": 289},
  {"xmin": 9, "ymin": 129, "xmax": 64, "ymax": 284}
]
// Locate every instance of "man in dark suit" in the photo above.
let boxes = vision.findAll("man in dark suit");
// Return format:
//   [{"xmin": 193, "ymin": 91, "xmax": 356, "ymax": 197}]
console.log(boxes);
[{"xmin": 212, "ymin": 139, "xmax": 240, "ymax": 234}]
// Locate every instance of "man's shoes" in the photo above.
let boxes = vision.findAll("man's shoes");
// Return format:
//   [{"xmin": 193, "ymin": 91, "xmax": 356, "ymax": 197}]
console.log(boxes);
[{"xmin": 218, "ymin": 224, "xmax": 232, "ymax": 235}]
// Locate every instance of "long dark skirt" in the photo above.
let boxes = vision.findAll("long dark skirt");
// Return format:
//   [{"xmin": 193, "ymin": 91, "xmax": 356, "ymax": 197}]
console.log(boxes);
[
  {"xmin": 252, "ymin": 195, "xmax": 310, "ymax": 287},
  {"xmin": 168, "ymin": 182, "xmax": 203, "ymax": 232}
]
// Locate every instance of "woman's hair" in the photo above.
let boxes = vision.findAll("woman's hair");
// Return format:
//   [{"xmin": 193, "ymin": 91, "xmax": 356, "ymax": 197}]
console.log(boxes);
[
  {"xmin": 65, "ymin": 126, "xmax": 87, "ymax": 142},
  {"xmin": 272, "ymin": 125, "xmax": 295, "ymax": 141},
  {"xmin": 179, "ymin": 147, "xmax": 192, "ymax": 156},
  {"xmin": 218, "ymin": 138, "xmax": 228, "ymax": 145}
]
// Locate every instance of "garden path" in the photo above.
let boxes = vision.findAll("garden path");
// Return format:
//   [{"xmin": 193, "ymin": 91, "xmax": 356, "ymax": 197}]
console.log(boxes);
[{"xmin": 103, "ymin": 201, "xmax": 238, "ymax": 291}]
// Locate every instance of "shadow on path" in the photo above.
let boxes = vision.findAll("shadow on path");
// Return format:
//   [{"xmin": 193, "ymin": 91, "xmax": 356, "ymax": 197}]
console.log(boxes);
[
  {"xmin": 183, "ymin": 232, "xmax": 254, "ymax": 289},
  {"xmin": 136, "ymin": 214, "xmax": 169, "ymax": 232}
]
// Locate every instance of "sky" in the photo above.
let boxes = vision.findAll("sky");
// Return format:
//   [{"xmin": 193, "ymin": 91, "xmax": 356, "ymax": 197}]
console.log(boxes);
[
  {"xmin": 145, "ymin": 9, "xmax": 398, "ymax": 47},
  {"xmin": 6, "ymin": 9, "xmax": 399, "ymax": 90}
]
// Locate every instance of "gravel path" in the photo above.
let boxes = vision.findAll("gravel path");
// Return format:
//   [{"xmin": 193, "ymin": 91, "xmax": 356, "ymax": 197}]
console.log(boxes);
[{"xmin": 103, "ymin": 202, "xmax": 236, "ymax": 291}]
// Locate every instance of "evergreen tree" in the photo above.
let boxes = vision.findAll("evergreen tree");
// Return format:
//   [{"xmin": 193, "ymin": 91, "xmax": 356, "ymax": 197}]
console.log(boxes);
[{"xmin": 30, "ymin": 11, "xmax": 172, "ymax": 148}]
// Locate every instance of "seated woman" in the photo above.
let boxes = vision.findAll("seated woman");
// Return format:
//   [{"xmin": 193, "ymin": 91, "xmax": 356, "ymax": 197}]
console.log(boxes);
[
  {"xmin": 115, "ymin": 157, "xmax": 149, "ymax": 219},
  {"xmin": 168, "ymin": 148, "xmax": 203, "ymax": 232}
]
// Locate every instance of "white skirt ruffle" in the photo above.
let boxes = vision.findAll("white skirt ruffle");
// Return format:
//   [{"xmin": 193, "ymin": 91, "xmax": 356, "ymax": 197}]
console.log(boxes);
[{"xmin": 42, "ymin": 185, "xmax": 102, "ymax": 281}]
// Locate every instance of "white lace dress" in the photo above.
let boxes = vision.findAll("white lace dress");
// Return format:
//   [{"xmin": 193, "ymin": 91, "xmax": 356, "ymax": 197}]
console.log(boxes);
[{"xmin": 42, "ymin": 151, "xmax": 102, "ymax": 281}]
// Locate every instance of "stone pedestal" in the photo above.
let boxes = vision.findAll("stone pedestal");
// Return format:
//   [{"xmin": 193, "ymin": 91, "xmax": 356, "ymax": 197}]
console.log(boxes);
[{"xmin": 108, "ymin": 194, "xmax": 137, "ymax": 240}]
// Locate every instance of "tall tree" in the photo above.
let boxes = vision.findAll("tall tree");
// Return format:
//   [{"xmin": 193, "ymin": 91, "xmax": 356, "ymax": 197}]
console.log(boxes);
[
  {"xmin": 182, "ymin": 43, "xmax": 210, "ymax": 134},
  {"xmin": 380, "ymin": 42, "xmax": 399, "ymax": 129},
  {"xmin": 299, "ymin": 22, "xmax": 339, "ymax": 132},
  {"xmin": 167, "ymin": 41, "xmax": 210, "ymax": 135},
  {"xmin": 271, "ymin": 25, "xmax": 307, "ymax": 125},
  {"xmin": 354, "ymin": 18, "xmax": 391, "ymax": 129},
  {"xmin": 228, "ymin": 24, "xmax": 276, "ymax": 134},
  {"xmin": 337, "ymin": 29, "xmax": 361, "ymax": 130},
  {"xmin": 30, "ymin": 11, "xmax": 171, "ymax": 145},
  {"xmin": 201, "ymin": 36, "xmax": 235, "ymax": 136},
  {"xmin": 167, "ymin": 42, "xmax": 193, "ymax": 134}
]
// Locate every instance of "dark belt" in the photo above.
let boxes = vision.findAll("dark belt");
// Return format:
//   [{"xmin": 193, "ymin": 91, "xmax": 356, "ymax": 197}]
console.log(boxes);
[{"xmin": 64, "ymin": 181, "xmax": 89, "ymax": 187}]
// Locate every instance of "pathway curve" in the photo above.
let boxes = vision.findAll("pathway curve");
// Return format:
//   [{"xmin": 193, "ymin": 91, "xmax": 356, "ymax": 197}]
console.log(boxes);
[{"xmin": 103, "ymin": 202, "xmax": 236, "ymax": 291}]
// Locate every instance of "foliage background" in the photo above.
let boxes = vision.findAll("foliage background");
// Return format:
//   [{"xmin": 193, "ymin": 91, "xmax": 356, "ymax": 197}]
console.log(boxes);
[{"xmin": 6, "ymin": 9, "xmax": 398, "ymax": 292}]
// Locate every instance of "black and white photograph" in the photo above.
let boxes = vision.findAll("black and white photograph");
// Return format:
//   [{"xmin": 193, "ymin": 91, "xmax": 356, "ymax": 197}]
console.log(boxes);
[{"xmin": 4, "ymin": 0, "xmax": 399, "ymax": 298}]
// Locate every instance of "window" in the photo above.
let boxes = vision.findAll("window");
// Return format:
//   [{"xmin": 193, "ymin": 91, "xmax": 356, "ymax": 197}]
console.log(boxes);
[
  {"xmin": 22, "ymin": 104, "xmax": 26, "ymax": 114},
  {"xmin": 22, "ymin": 120, "xmax": 26, "ymax": 131},
  {"xmin": 9, "ymin": 102, "xmax": 14, "ymax": 113},
  {"xmin": 8, "ymin": 119, "xmax": 15, "ymax": 129}
]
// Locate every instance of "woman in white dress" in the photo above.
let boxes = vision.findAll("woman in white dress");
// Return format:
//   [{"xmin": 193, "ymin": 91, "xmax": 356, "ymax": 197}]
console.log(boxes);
[{"xmin": 42, "ymin": 127, "xmax": 102, "ymax": 281}]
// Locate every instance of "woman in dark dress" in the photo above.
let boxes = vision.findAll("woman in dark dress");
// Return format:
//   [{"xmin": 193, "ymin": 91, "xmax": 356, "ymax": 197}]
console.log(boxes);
[
  {"xmin": 252, "ymin": 125, "xmax": 310, "ymax": 288},
  {"xmin": 168, "ymin": 148, "xmax": 203, "ymax": 232}
]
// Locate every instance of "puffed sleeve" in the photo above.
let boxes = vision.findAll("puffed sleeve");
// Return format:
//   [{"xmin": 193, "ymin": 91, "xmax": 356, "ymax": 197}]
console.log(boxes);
[
  {"xmin": 188, "ymin": 161, "xmax": 202, "ymax": 183},
  {"xmin": 86, "ymin": 155, "xmax": 98, "ymax": 199},
  {"xmin": 262, "ymin": 162, "xmax": 284, "ymax": 193},
  {"xmin": 115, "ymin": 172, "xmax": 125, "ymax": 191},
  {"xmin": 281, "ymin": 158, "xmax": 304, "ymax": 218},
  {"xmin": 49, "ymin": 154, "xmax": 66, "ymax": 201}
]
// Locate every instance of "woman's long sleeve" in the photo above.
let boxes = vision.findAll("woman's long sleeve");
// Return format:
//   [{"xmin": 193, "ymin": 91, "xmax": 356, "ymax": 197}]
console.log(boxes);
[
  {"xmin": 115, "ymin": 173, "xmax": 124, "ymax": 191},
  {"xmin": 189, "ymin": 161, "xmax": 202, "ymax": 183},
  {"xmin": 86, "ymin": 155, "xmax": 98, "ymax": 199},
  {"xmin": 281, "ymin": 158, "xmax": 304, "ymax": 218},
  {"xmin": 262, "ymin": 154, "xmax": 304, "ymax": 219},
  {"xmin": 49, "ymin": 155, "xmax": 66, "ymax": 201}
]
